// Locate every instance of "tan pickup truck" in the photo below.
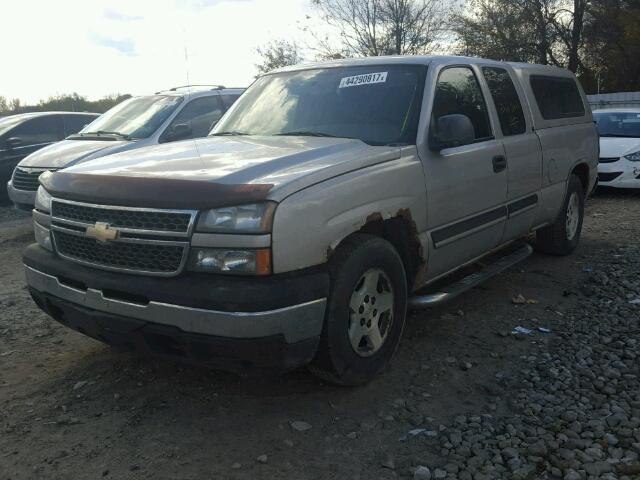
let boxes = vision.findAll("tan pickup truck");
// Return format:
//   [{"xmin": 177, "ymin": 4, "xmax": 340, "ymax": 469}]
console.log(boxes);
[{"xmin": 24, "ymin": 56, "xmax": 598, "ymax": 385}]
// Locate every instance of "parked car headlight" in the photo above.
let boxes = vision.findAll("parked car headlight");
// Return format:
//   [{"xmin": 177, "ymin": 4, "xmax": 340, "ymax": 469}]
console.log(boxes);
[
  {"xmin": 196, "ymin": 202, "xmax": 276, "ymax": 233},
  {"xmin": 35, "ymin": 187, "xmax": 52, "ymax": 213},
  {"xmin": 187, "ymin": 248, "xmax": 271, "ymax": 275},
  {"xmin": 624, "ymin": 151, "xmax": 640, "ymax": 162}
]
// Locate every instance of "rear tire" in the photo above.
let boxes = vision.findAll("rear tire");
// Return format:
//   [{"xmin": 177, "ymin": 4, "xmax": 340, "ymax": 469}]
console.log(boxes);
[
  {"xmin": 535, "ymin": 173, "xmax": 584, "ymax": 256},
  {"xmin": 309, "ymin": 234, "xmax": 407, "ymax": 386}
]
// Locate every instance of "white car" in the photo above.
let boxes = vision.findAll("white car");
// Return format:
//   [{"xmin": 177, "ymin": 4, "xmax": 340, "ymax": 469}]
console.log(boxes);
[{"xmin": 593, "ymin": 109, "xmax": 640, "ymax": 188}]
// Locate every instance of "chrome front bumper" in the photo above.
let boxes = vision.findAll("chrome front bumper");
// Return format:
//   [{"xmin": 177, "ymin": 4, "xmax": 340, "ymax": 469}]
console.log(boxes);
[
  {"xmin": 25, "ymin": 265, "xmax": 327, "ymax": 344},
  {"xmin": 7, "ymin": 181, "xmax": 36, "ymax": 208}
]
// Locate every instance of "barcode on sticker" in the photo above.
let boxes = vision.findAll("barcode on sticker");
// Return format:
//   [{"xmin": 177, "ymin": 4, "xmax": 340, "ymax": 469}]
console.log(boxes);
[{"xmin": 339, "ymin": 72, "xmax": 388, "ymax": 88}]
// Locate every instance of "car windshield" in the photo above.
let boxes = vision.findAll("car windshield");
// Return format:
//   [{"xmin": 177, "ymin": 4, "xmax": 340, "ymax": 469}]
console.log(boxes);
[
  {"xmin": 594, "ymin": 111, "xmax": 640, "ymax": 138},
  {"xmin": 213, "ymin": 65, "xmax": 426, "ymax": 146},
  {"xmin": 80, "ymin": 95, "xmax": 183, "ymax": 139},
  {"xmin": 0, "ymin": 115, "xmax": 26, "ymax": 138}
]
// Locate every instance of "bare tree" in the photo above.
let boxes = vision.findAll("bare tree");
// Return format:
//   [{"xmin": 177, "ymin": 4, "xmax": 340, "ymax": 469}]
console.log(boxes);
[
  {"xmin": 255, "ymin": 39, "xmax": 304, "ymax": 76},
  {"xmin": 310, "ymin": 0, "xmax": 454, "ymax": 58}
]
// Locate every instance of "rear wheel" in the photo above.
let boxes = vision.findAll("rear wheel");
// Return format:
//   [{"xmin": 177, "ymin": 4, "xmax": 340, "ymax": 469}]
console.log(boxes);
[
  {"xmin": 309, "ymin": 234, "xmax": 407, "ymax": 386},
  {"xmin": 535, "ymin": 174, "xmax": 585, "ymax": 255}
]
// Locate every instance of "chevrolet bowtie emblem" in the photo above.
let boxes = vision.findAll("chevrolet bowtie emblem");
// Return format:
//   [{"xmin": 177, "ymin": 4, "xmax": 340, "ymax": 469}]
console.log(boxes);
[{"xmin": 86, "ymin": 222, "xmax": 119, "ymax": 243}]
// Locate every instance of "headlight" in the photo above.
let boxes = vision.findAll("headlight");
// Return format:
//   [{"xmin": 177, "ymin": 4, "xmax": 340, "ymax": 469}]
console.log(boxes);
[
  {"xmin": 187, "ymin": 248, "xmax": 271, "ymax": 275},
  {"xmin": 35, "ymin": 187, "xmax": 52, "ymax": 213},
  {"xmin": 196, "ymin": 202, "xmax": 276, "ymax": 233},
  {"xmin": 624, "ymin": 151, "xmax": 640, "ymax": 162}
]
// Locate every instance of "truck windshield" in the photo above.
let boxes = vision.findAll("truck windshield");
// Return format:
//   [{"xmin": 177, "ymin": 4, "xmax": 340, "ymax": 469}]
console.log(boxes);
[
  {"xmin": 79, "ymin": 95, "xmax": 183, "ymax": 140},
  {"xmin": 594, "ymin": 111, "xmax": 640, "ymax": 138},
  {"xmin": 213, "ymin": 65, "xmax": 426, "ymax": 146}
]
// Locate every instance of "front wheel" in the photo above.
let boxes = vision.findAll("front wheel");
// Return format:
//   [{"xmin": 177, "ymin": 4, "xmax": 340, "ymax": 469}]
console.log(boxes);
[
  {"xmin": 309, "ymin": 234, "xmax": 408, "ymax": 386},
  {"xmin": 535, "ymin": 173, "xmax": 585, "ymax": 256}
]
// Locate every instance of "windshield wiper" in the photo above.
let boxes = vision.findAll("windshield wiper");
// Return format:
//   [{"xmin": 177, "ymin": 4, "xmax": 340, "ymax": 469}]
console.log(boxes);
[
  {"xmin": 276, "ymin": 130, "xmax": 339, "ymax": 138},
  {"xmin": 81, "ymin": 130, "xmax": 132, "ymax": 140},
  {"xmin": 210, "ymin": 131, "xmax": 249, "ymax": 136}
]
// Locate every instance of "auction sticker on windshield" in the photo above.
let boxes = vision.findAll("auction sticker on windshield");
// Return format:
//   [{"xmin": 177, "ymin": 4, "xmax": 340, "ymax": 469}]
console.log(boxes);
[{"xmin": 339, "ymin": 72, "xmax": 388, "ymax": 89}]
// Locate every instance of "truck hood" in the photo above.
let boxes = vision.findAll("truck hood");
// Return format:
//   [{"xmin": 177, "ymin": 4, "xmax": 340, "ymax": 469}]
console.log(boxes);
[
  {"xmin": 18, "ymin": 138, "xmax": 131, "ymax": 168},
  {"xmin": 44, "ymin": 136, "xmax": 400, "ymax": 208},
  {"xmin": 599, "ymin": 137, "xmax": 640, "ymax": 158}
]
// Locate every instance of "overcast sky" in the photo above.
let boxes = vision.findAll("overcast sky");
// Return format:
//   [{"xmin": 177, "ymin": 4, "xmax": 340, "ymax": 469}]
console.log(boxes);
[{"xmin": 1, "ymin": 0, "xmax": 314, "ymax": 104}]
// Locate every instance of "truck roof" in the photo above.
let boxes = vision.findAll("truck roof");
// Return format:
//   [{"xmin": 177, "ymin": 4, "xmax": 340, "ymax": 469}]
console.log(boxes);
[{"xmin": 272, "ymin": 55, "xmax": 574, "ymax": 78}]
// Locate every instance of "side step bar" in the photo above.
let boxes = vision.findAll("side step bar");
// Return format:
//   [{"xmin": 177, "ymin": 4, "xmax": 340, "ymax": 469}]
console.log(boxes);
[{"xmin": 409, "ymin": 243, "xmax": 533, "ymax": 309}]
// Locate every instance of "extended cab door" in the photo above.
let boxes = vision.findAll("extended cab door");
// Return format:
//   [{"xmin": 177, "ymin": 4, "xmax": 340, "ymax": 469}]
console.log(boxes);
[
  {"xmin": 480, "ymin": 66, "xmax": 542, "ymax": 241},
  {"xmin": 419, "ymin": 65, "xmax": 508, "ymax": 280}
]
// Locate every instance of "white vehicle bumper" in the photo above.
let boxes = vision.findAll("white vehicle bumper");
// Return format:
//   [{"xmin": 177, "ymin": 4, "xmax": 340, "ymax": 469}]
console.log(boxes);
[
  {"xmin": 597, "ymin": 158, "xmax": 640, "ymax": 189},
  {"xmin": 7, "ymin": 180, "xmax": 37, "ymax": 209}
]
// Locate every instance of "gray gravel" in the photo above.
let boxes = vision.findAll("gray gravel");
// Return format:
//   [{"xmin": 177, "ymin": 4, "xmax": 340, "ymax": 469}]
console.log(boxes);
[{"xmin": 403, "ymin": 233, "xmax": 640, "ymax": 477}]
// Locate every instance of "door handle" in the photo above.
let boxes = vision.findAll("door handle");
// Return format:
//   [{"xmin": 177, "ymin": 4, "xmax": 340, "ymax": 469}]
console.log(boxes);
[{"xmin": 492, "ymin": 155, "xmax": 507, "ymax": 173}]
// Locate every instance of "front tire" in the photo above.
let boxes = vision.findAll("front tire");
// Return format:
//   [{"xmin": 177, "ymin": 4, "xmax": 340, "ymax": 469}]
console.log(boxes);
[
  {"xmin": 535, "ymin": 173, "xmax": 585, "ymax": 255},
  {"xmin": 309, "ymin": 234, "xmax": 408, "ymax": 386}
]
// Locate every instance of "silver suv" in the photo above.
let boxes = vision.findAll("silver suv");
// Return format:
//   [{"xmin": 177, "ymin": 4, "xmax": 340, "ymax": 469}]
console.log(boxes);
[
  {"xmin": 24, "ymin": 56, "xmax": 598, "ymax": 385},
  {"xmin": 7, "ymin": 86, "xmax": 244, "ymax": 209}
]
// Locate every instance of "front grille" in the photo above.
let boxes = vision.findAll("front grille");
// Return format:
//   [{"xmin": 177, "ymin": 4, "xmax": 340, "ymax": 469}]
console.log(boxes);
[
  {"xmin": 51, "ymin": 201, "xmax": 193, "ymax": 234},
  {"xmin": 53, "ymin": 230, "xmax": 186, "ymax": 274},
  {"xmin": 12, "ymin": 168, "xmax": 55, "ymax": 192},
  {"xmin": 598, "ymin": 172, "xmax": 623, "ymax": 182},
  {"xmin": 599, "ymin": 157, "xmax": 620, "ymax": 164},
  {"xmin": 49, "ymin": 199, "xmax": 196, "ymax": 276}
]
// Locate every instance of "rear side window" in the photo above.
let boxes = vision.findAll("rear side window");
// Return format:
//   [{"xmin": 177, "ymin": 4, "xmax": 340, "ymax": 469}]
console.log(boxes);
[
  {"xmin": 220, "ymin": 94, "xmax": 241, "ymax": 109},
  {"xmin": 530, "ymin": 76, "xmax": 585, "ymax": 120},
  {"xmin": 482, "ymin": 67, "xmax": 526, "ymax": 136},
  {"xmin": 431, "ymin": 67, "xmax": 493, "ymax": 144},
  {"xmin": 64, "ymin": 115, "xmax": 94, "ymax": 136}
]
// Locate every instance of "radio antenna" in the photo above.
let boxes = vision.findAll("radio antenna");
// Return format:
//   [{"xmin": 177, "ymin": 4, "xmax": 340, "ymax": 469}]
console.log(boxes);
[{"xmin": 182, "ymin": 26, "xmax": 191, "ymax": 98}]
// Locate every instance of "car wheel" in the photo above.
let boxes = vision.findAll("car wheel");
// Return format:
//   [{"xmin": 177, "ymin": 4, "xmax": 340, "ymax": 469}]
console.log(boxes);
[
  {"xmin": 309, "ymin": 234, "xmax": 407, "ymax": 386},
  {"xmin": 535, "ymin": 173, "xmax": 585, "ymax": 256}
]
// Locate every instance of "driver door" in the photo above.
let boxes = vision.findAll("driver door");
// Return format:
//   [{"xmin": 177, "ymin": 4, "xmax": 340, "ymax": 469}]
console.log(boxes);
[{"xmin": 420, "ymin": 65, "xmax": 508, "ymax": 279}]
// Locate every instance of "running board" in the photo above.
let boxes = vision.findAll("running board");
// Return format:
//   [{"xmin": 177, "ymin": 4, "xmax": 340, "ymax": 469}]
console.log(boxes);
[{"xmin": 409, "ymin": 243, "xmax": 533, "ymax": 309}]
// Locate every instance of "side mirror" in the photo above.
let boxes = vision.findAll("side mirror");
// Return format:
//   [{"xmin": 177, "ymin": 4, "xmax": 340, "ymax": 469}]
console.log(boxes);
[
  {"xmin": 5, "ymin": 137, "xmax": 23, "ymax": 149},
  {"xmin": 430, "ymin": 114, "xmax": 475, "ymax": 151},
  {"xmin": 165, "ymin": 123, "xmax": 192, "ymax": 142}
]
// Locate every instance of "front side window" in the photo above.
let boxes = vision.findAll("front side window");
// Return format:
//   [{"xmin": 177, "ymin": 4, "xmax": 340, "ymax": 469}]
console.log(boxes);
[
  {"xmin": 166, "ymin": 96, "xmax": 225, "ymax": 139},
  {"xmin": 530, "ymin": 76, "xmax": 585, "ymax": 120},
  {"xmin": 64, "ymin": 114, "xmax": 95, "ymax": 136},
  {"xmin": 81, "ymin": 95, "xmax": 183, "ymax": 139},
  {"xmin": 482, "ymin": 67, "xmax": 526, "ymax": 136},
  {"xmin": 213, "ymin": 65, "xmax": 426, "ymax": 146},
  {"xmin": 6, "ymin": 116, "xmax": 63, "ymax": 146},
  {"xmin": 430, "ymin": 66, "xmax": 493, "ymax": 145},
  {"xmin": 220, "ymin": 94, "xmax": 241, "ymax": 109},
  {"xmin": 594, "ymin": 111, "xmax": 640, "ymax": 138}
]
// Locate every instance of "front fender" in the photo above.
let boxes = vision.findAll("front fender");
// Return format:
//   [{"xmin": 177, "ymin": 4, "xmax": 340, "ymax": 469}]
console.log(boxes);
[{"xmin": 271, "ymin": 156, "xmax": 427, "ymax": 274}]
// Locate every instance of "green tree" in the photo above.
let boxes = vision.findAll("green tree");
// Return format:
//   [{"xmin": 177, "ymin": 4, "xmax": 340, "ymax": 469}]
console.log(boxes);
[{"xmin": 255, "ymin": 39, "xmax": 304, "ymax": 76}]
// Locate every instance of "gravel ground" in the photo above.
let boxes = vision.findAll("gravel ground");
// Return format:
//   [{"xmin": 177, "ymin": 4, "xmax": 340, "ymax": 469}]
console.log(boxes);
[{"xmin": 0, "ymin": 189, "xmax": 638, "ymax": 480}]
